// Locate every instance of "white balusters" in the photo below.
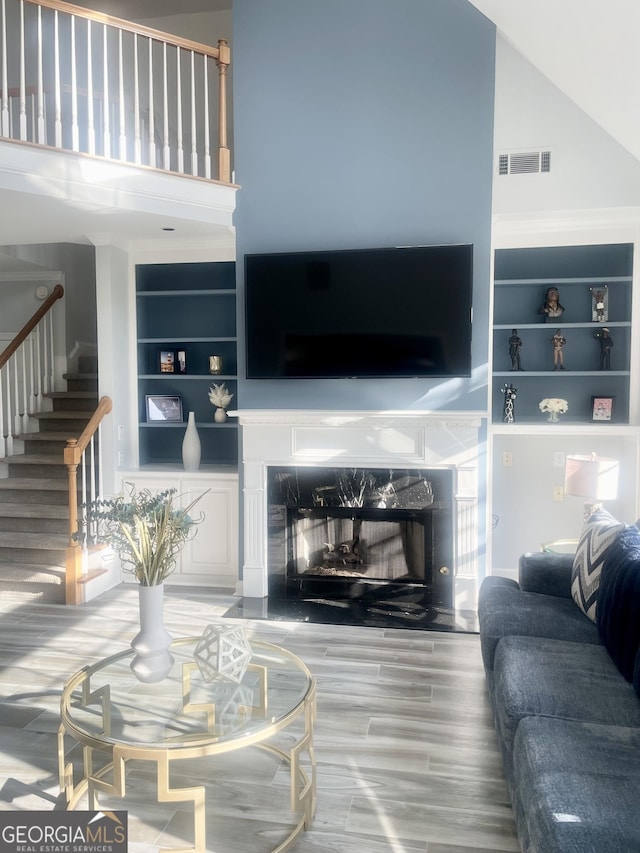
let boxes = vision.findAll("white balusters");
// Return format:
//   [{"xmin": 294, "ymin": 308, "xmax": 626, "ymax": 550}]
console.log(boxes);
[
  {"xmin": 27, "ymin": 334, "xmax": 36, "ymax": 413},
  {"xmin": 0, "ymin": 369, "xmax": 5, "ymax": 458},
  {"xmin": 36, "ymin": 6, "xmax": 45, "ymax": 143},
  {"xmin": 102, "ymin": 24, "xmax": 110, "ymax": 157},
  {"xmin": 70, "ymin": 15, "xmax": 78, "ymax": 150},
  {"xmin": 1, "ymin": 0, "xmax": 8, "ymax": 137},
  {"xmin": 86, "ymin": 19, "xmax": 95, "ymax": 155},
  {"xmin": 176, "ymin": 46, "xmax": 183, "ymax": 173},
  {"xmin": 117, "ymin": 29, "xmax": 126, "ymax": 160},
  {"xmin": 46, "ymin": 308, "xmax": 54, "ymax": 395},
  {"xmin": 203, "ymin": 56, "xmax": 211, "ymax": 179},
  {"xmin": 54, "ymin": 9, "xmax": 61, "ymax": 147},
  {"xmin": 133, "ymin": 33, "xmax": 140, "ymax": 163},
  {"xmin": 162, "ymin": 42, "xmax": 169, "ymax": 169},
  {"xmin": 0, "ymin": 1, "xmax": 229, "ymax": 182},
  {"xmin": 147, "ymin": 37, "xmax": 155, "ymax": 167},
  {"xmin": 190, "ymin": 50, "xmax": 197, "ymax": 175},
  {"xmin": 18, "ymin": 0, "xmax": 26, "ymax": 140}
]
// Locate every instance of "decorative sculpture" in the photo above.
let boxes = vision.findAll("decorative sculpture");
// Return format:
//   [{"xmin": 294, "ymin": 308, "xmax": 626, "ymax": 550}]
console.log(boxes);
[
  {"xmin": 590, "ymin": 285, "xmax": 608, "ymax": 323},
  {"xmin": 509, "ymin": 329, "xmax": 523, "ymax": 371},
  {"xmin": 539, "ymin": 286, "xmax": 564, "ymax": 323},
  {"xmin": 194, "ymin": 624, "xmax": 252, "ymax": 684},
  {"xmin": 551, "ymin": 329, "xmax": 566, "ymax": 370},
  {"xmin": 594, "ymin": 328, "xmax": 614, "ymax": 370},
  {"xmin": 501, "ymin": 383, "xmax": 517, "ymax": 424}
]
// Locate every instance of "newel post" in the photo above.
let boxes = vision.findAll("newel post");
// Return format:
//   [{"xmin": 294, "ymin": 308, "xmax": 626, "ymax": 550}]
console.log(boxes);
[
  {"xmin": 216, "ymin": 38, "xmax": 231, "ymax": 183},
  {"xmin": 64, "ymin": 438, "xmax": 82, "ymax": 605}
]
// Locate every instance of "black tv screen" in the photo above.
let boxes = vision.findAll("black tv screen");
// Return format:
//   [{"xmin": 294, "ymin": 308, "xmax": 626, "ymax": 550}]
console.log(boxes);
[{"xmin": 244, "ymin": 244, "xmax": 473, "ymax": 379}]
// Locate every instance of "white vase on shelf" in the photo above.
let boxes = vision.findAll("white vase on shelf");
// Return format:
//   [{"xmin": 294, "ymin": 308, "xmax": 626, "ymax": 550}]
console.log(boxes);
[
  {"xmin": 214, "ymin": 407, "xmax": 227, "ymax": 423},
  {"xmin": 182, "ymin": 411, "xmax": 201, "ymax": 471}
]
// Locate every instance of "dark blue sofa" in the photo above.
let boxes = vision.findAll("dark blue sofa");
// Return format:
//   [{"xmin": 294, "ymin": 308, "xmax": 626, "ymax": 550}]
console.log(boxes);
[{"xmin": 478, "ymin": 525, "xmax": 640, "ymax": 853}]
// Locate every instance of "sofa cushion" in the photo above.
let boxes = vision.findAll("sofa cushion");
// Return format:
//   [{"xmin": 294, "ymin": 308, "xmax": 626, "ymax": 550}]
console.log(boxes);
[
  {"xmin": 512, "ymin": 716, "xmax": 640, "ymax": 853},
  {"xmin": 596, "ymin": 524, "xmax": 640, "ymax": 682},
  {"xmin": 492, "ymin": 635, "xmax": 640, "ymax": 779},
  {"xmin": 571, "ymin": 507, "xmax": 624, "ymax": 621},
  {"xmin": 478, "ymin": 577, "xmax": 600, "ymax": 675}
]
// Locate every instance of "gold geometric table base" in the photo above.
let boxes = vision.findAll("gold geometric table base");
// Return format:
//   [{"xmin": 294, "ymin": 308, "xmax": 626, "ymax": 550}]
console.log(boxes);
[{"xmin": 58, "ymin": 639, "xmax": 317, "ymax": 853}]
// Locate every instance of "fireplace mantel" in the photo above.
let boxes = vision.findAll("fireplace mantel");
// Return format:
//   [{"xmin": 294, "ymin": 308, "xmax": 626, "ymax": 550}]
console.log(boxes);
[{"xmin": 233, "ymin": 409, "xmax": 484, "ymax": 607}]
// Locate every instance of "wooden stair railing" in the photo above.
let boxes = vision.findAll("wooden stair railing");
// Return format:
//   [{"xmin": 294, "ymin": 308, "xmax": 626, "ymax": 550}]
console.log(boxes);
[
  {"xmin": 2, "ymin": 0, "xmax": 232, "ymax": 183},
  {"xmin": 64, "ymin": 394, "xmax": 112, "ymax": 605},
  {"xmin": 0, "ymin": 283, "xmax": 64, "ymax": 457}
]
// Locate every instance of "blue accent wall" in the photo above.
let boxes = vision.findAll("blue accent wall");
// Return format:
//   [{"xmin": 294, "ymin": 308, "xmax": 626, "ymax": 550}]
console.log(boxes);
[{"xmin": 233, "ymin": 0, "xmax": 495, "ymax": 411}]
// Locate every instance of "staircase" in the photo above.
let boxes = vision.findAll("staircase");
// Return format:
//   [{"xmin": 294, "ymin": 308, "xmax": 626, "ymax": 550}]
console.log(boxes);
[{"xmin": 0, "ymin": 357, "xmax": 98, "ymax": 603}]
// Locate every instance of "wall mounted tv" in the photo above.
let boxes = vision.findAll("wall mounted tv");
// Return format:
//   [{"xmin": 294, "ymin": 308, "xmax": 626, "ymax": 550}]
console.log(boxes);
[{"xmin": 244, "ymin": 244, "xmax": 473, "ymax": 379}]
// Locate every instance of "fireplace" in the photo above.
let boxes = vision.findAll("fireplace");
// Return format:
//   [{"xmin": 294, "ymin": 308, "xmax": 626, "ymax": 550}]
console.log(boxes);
[
  {"xmin": 267, "ymin": 466, "xmax": 454, "ymax": 607},
  {"xmin": 234, "ymin": 410, "xmax": 482, "ymax": 621}
]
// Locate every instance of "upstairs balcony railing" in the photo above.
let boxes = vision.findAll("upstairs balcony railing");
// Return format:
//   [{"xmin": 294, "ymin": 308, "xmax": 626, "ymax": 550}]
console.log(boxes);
[{"xmin": 0, "ymin": 0, "xmax": 231, "ymax": 182}]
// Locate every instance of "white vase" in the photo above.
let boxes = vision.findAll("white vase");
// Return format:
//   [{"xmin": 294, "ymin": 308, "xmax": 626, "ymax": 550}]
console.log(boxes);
[
  {"xmin": 130, "ymin": 583, "xmax": 174, "ymax": 683},
  {"xmin": 214, "ymin": 407, "xmax": 227, "ymax": 423},
  {"xmin": 182, "ymin": 411, "xmax": 201, "ymax": 470}
]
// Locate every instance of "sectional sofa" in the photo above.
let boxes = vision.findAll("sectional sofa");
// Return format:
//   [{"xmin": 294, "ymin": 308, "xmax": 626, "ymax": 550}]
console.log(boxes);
[{"xmin": 478, "ymin": 507, "xmax": 640, "ymax": 853}]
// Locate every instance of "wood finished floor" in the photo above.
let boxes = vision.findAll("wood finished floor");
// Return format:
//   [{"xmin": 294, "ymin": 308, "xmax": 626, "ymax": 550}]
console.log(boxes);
[{"xmin": 0, "ymin": 584, "xmax": 519, "ymax": 853}]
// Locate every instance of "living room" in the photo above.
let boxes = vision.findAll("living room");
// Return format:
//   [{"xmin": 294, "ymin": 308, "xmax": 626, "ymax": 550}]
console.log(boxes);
[{"xmin": 0, "ymin": 1, "xmax": 639, "ymax": 850}]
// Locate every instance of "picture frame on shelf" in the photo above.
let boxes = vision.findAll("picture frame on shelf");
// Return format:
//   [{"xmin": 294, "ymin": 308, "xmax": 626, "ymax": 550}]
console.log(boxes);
[
  {"xmin": 145, "ymin": 395, "xmax": 183, "ymax": 423},
  {"xmin": 591, "ymin": 395, "xmax": 615, "ymax": 423},
  {"xmin": 159, "ymin": 350, "xmax": 175, "ymax": 373},
  {"xmin": 177, "ymin": 349, "xmax": 187, "ymax": 374}
]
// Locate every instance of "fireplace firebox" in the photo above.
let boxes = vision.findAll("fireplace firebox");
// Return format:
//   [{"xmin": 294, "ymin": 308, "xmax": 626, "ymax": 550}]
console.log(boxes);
[{"xmin": 267, "ymin": 466, "xmax": 454, "ymax": 607}]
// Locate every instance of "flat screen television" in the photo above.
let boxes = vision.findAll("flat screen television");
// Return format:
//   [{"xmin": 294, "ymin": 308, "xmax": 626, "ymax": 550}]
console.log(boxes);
[{"xmin": 244, "ymin": 244, "xmax": 473, "ymax": 379}]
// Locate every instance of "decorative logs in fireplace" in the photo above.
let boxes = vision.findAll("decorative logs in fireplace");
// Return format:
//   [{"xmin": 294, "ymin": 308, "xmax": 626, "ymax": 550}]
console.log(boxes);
[{"xmin": 267, "ymin": 466, "xmax": 454, "ymax": 608}]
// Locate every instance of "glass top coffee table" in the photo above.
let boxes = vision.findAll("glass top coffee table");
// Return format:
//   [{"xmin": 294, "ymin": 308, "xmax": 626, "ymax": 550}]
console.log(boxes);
[{"xmin": 58, "ymin": 637, "xmax": 316, "ymax": 853}]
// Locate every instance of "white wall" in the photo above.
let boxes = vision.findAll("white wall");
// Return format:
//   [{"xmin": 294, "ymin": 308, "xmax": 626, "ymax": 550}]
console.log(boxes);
[{"xmin": 493, "ymin": 36, "xmax": 640, "ymax": 215}]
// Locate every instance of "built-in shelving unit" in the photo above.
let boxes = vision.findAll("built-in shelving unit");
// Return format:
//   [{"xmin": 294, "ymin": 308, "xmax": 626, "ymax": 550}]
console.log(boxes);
[
  {"xmin": 135, "ymin": 261, "xmax": 238, "ymax": 466},
  {"xmin": 492, "ymin": 244, "xmax": 633, "ymax": 424}
]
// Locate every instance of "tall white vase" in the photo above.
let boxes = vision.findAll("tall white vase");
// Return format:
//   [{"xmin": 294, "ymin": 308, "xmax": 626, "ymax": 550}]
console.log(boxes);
[
  {"xmin": 130, "ymin": 583, "xmax": 174, "ymax": 683},
  {"xmin": 182, "ymin": 411, "xmax": 201, "ymax": 471}
]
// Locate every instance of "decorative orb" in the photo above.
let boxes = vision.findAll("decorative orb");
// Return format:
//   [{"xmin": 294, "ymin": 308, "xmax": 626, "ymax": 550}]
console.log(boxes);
[{"xmin": 194, "ymin": 624, "xmax": 252, "ymax": 684}]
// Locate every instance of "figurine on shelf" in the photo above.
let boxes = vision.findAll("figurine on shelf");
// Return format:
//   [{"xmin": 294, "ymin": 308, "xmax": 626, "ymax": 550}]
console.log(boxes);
[
  {"xmin": 501, "ymin": 383, "xmax": 517, "ymax": 424},
  {"xmin": 539, "ymin": 286, "xmax": 565, "ymax": 323},
  {"xmin": 551, "ymin": 329, "xmax": 566, "ymax": 370},
  {"xmin": 594, "ymin": 328, "xmax": 614, "ymax": 370},
  {"xmin": 509, "ymin": 329, "xmax": 523, "ymax": 371},
  {"xmin": 590, "ymin": 285, "xmax": 608, "ymax": 323}
]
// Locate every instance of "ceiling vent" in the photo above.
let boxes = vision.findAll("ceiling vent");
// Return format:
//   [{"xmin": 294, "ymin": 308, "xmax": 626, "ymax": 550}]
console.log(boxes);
[{"xmin": 498, "ymin": 150, "xmax": 551, "ymax": 175}]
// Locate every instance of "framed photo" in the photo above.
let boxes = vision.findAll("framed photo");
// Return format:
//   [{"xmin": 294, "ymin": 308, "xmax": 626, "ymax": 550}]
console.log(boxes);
[
  {"xmin": 591, "ymin": 395, "xmax": 615, "ymax": 422},
  {"xmin": 177, "ymin": 349, "xmax": 187, "ymax": 374},
  {"xmin": 145, "ymin": 395, "xmax": 183, "ymax": 423},
  {"xmin": 159, "ymin": 350, "xmax": 176, "ymax": 374}
]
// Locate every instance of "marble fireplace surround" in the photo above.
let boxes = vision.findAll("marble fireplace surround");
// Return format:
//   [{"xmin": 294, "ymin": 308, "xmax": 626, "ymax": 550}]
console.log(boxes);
[{"xmin": 234, "ymin": 410, "xmax": 483, "ymax": 610}]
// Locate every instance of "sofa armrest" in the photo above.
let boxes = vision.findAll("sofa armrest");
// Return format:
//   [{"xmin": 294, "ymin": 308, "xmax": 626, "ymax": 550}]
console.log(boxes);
[{"xmin": 518, "ymin": 551, "xmax": 574, "ymax": 598}]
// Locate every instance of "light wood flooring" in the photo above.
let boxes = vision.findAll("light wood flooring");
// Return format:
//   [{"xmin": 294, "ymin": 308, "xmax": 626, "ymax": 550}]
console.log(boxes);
[{"xmin": 0, "ymin": 584, "xmax": 520, "ymax": 853}]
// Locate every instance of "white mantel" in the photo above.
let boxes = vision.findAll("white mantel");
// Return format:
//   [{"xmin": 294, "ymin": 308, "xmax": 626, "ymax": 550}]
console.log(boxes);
[{"xmin": 233, "ymin": 410, "xmax": 484, "ymax": 609}]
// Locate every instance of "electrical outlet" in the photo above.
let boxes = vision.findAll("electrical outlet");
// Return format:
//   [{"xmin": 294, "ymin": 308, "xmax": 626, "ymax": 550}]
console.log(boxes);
[
  {"xmin": 502, "ymin": 451, "xmax": 512, "ymax": 467},
  {"xmin": 553, "ymin": 486, "xmax": 564, "ymax": 501},
  {"xmin": 554, "ymin": 451, "xmax": 565, "ymax": 468}
]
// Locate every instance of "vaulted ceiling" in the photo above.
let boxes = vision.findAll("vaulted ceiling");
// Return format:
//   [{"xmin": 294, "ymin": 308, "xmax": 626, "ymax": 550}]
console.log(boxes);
[{"xmin": 468, "ymin": 0, "xmax": 640, "ymax": 164}]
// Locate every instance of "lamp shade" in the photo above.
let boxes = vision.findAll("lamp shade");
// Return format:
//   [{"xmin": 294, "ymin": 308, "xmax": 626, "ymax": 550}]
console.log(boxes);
[{"xmin": 564, "ymin": 454, "xmax": 619, "ymax": 501}]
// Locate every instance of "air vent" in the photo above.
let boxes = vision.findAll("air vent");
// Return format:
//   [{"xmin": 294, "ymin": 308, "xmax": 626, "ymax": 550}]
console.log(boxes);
[{"xmin": 498, "ymin": 150, "xmax": 551, "ymax": 175}]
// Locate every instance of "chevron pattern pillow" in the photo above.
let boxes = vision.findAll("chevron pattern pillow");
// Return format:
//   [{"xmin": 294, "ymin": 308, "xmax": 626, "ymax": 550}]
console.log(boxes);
[{"xmin": 571, "ymin": 507, "xmax": 624, "ymax": 621}]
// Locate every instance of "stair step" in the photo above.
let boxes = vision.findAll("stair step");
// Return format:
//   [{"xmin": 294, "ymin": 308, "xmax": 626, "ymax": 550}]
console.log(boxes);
[
  {"xmin": 46, "ymin": 391, "xmax": 99, "ymax": 399},
  {"xmin": 3, "ymin": 453, "xmax": 64, "ymax": 466},
  {"xmin": 0, "ymin": 503, "xmax": 69, "ymax": 519},
  {"xmin": 0, "ymin": 562, "xmax": 65, "ymax": 603},
  {"xmin": 0, "ymin": 531, "xmax": 68, "ymax": 550},
  {"xmin": 31, "ymin": 410, "xmax": 94, "ymax": 420},
  {"xmin": 0, "ymin": 478, "xmax": 71, "ymax": 505}
]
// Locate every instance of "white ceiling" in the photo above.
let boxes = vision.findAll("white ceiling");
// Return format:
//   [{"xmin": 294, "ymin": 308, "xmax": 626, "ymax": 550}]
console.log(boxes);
[{"xmin": 468, "ymin": 0, "xmax": 640, "ymax": 164}]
